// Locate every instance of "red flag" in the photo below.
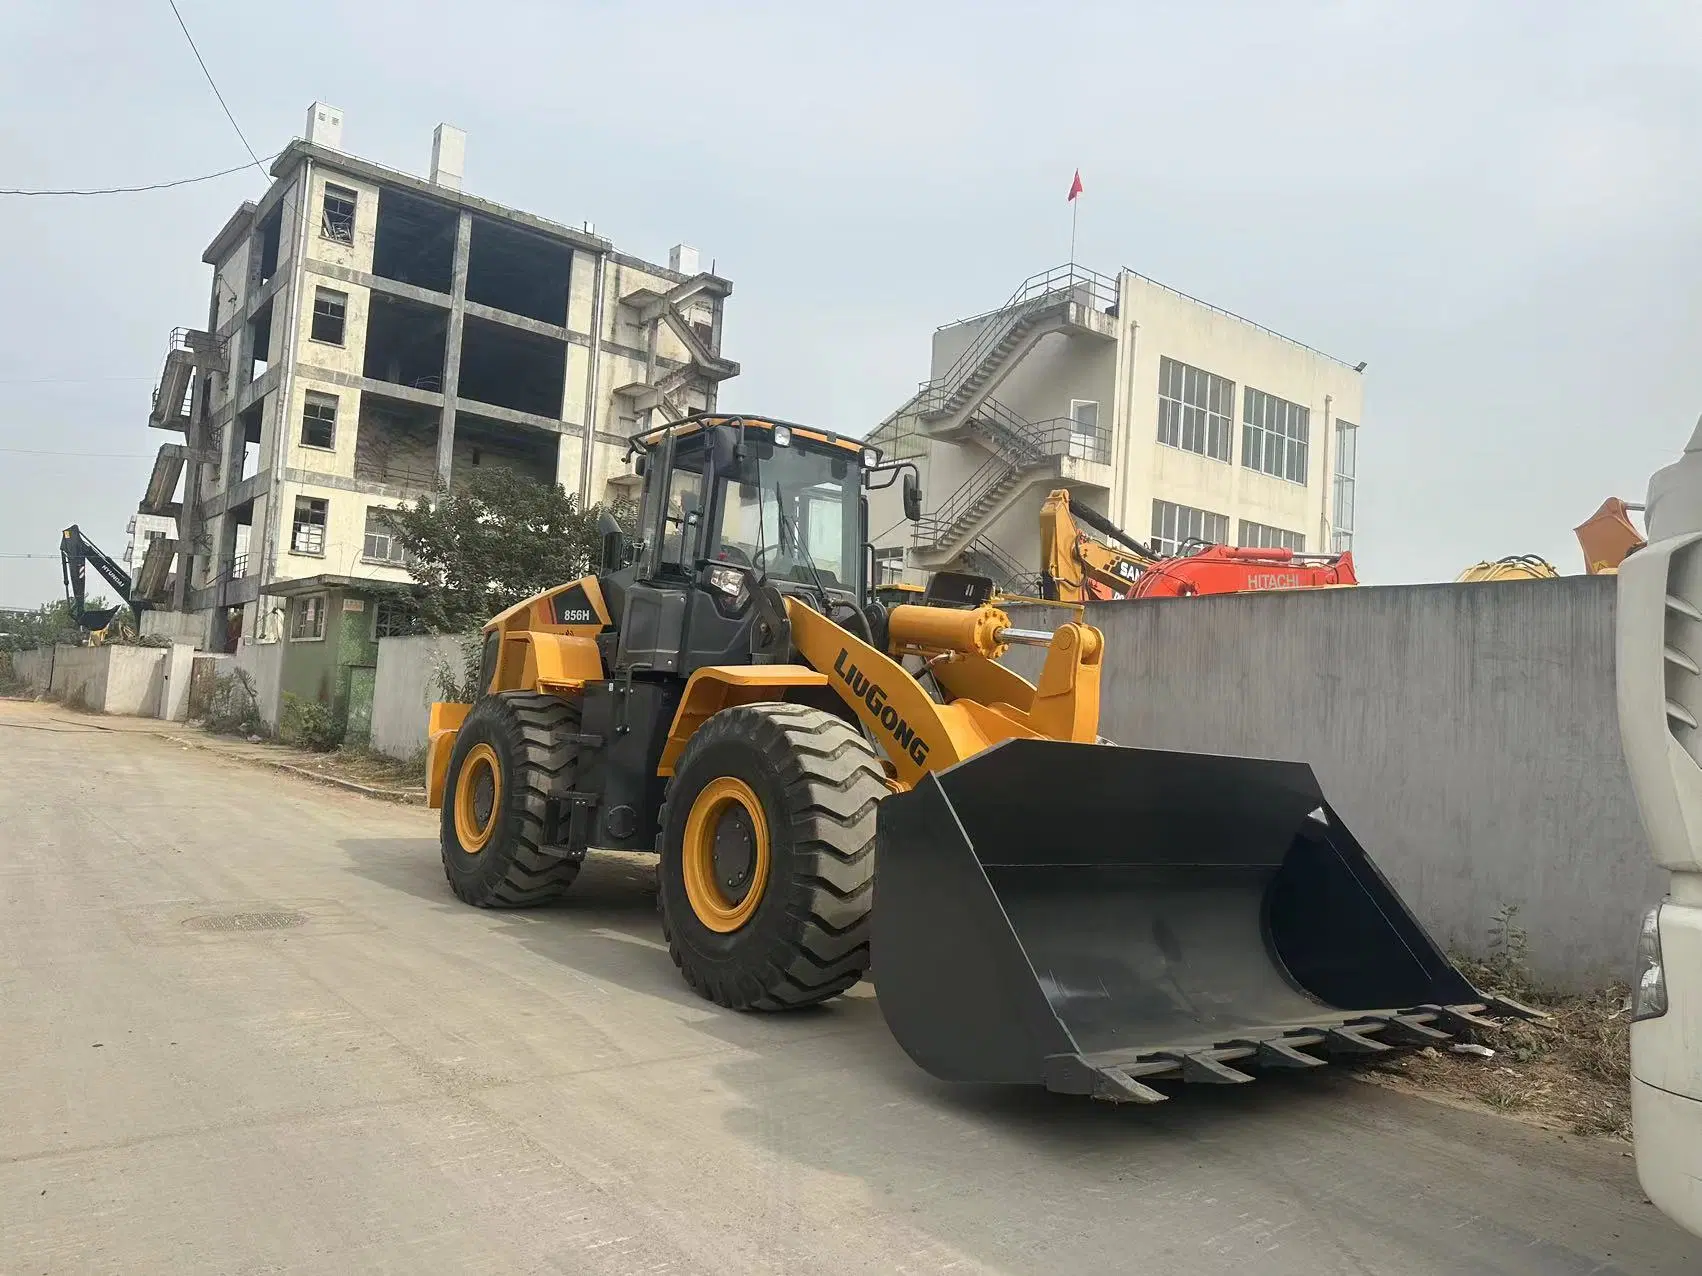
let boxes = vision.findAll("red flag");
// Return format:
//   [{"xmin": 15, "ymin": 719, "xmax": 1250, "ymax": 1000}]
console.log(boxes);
[{"xmin": 1067, "ymin": 169, "xmax": 1084, "ymax": 202}]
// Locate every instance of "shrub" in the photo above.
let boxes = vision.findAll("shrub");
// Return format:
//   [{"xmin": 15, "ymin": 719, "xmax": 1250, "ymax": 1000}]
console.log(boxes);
[
  {"xmin": 204, "ymin": 668, "xmax": 266, "ymax": 738},
  {"xmin": 430, "ymin": 633, "xmax": 486, "ymax": 703},
  {"xmin": 279, "ymin": 693, "xmax": 345, "ymax": 752}
]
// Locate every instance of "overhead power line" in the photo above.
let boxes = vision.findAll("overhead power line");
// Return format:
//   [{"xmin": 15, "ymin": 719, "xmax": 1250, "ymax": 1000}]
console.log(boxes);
[
  {"xmin": 0, "ymin": 448, "xmax": 154, "ymax": 458},
  {"xmin": 0, "ymin": 154, "xmax": 276, "ymax": 198},
  {"xmin": 0, "ymin": 375, "xmax": 152, "ymax": 383},
  {"xmin": 166, "ymin": 0, "xmax": 269, "ymax": 181}
]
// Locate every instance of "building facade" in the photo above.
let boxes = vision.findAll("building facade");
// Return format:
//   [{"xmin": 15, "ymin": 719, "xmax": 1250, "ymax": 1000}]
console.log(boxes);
[
  {"xmin": 868, "ymin": 265, "xmax": 1361, "ymax": 591},
  {"xmin": 133, "ymin": 104, "xmax": 736, "ymax": 722},
  {"xmin": 122, "ymin": 512, "xmax": 177, "ymax": 571}
]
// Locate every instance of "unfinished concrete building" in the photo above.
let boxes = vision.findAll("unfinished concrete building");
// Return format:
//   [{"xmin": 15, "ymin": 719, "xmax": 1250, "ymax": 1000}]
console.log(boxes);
[{"xmin": 133, "ymin": 104, "xmax": 736, "ymax": 723}]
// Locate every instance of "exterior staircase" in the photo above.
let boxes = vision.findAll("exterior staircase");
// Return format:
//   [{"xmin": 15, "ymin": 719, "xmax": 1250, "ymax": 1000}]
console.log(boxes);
[
  {"xmin": 870, "ymin": 265, "xmax": 1119, "ymax": 577},
  {"xmin": 613, "ymin": 273, "xmax": 739, "ymax": 423}
]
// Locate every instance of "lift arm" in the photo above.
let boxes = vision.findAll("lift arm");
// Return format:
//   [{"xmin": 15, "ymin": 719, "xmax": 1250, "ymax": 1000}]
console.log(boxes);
[{"xmin": 61, "ymin": 524, "xmax": 135, "ymax": 632}]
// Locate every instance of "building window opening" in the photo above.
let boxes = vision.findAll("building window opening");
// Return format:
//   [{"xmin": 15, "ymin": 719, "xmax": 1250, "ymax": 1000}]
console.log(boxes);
[
  {"xmin": 310, "ymin": 288, "xmax": 347, "ymax": 345},
  {"xmin": 362, "ymin": 294, "xmax": 449, "ymax": 391},
  {"xmin": 373, "ymin": 597, "xmax": 423, "ymax": 639},
  {"xmin": 290, "ymin": 594, "xmax": 327, "ymax": 641},
  {"xmin": 1151, "ymin": 499, "xmax": 1229, "ymax": 558},
  {"xmin": 371, "ymin": 189, "xmax": 458, "ymax": 294},
  {"xmin": 245, "ymin": 299, "xmax": 273, "ymax": 382},
  {"xmin": 1068, "ymin": 399, "xmax": 1106, "ymax": 462},
  {"xmin": 321, "ymin": 184, "xmax": 357, "ymax": 244},
  {"xmin": 1333, "ymin": 420, "xmax": 1357, "ymax": 552},
  {"xmin": 456, "ymin": 316, "xmax": 567, "ymax": 418},
  {"xmin": 1157, "ymin": 356, "xmax": 1233, "ymax": 462},
  {"xmin": 301, "ymin": 391, "xmax": 338, "ymax": 450},
  {"xmin": 1238, "ymin": 519, "xmax": 1305, "ymax": 552},
  {"xmin": 257, "ymin": 203, "xmax": 282, "ymax": 286},
  {"xmin": 291, "ymin": 496, "xmax": 328, "ymax": 555},
  {"xmin": 1242, "ymin": 387, "xmax": 1310, "ymax": 484},
  {"xmin": 362, "ymin": 506, "xmax": 409, "ymax": 565},
  {"xmin": 465, "ymin": 215, "xmax": 572, "ymax": 326}
]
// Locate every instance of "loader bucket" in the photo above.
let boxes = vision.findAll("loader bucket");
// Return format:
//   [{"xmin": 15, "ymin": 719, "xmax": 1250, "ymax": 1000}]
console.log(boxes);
[{"xmin": 873, "ymin": 739, "xmax": 1502, "ymax": 1101}]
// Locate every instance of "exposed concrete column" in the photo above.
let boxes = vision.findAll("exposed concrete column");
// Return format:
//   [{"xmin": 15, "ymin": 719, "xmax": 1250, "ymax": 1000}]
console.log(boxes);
[
  {"xmin": 577, "ymin": 250, "xmax": 607, "ymax": 504},
  {"xmin": 436, "ymin": 211, "xmax": 473, "ymax": 487},
  {"xmin": 171, "ymin": 360, "xmax": 209, "ymax": 611}
]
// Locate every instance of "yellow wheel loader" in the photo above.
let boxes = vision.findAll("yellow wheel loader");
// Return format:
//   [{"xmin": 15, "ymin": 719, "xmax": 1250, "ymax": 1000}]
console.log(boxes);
[{"xmin": 427, "ymin": 414, "xmax": 1527, "ymax": 1101}]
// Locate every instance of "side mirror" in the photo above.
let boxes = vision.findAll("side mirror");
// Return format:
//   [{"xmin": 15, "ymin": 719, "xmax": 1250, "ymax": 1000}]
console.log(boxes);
[
  {"xmin": 709, "ymin": 423, "xmax": 741, "ymax": 475},
  {"xmin": 600, "ymin": 529, "xmax": 627, "ymax": 572},
  {"xmin": 633, "ymin": 453, "xmax": 648, "ymax": 478},
  {"xmin": 902, "ymin": 471, "xmax": 923, "ymax": 522}
]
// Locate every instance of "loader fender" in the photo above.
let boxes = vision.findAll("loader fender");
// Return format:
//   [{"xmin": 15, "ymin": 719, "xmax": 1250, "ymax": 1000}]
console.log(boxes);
[
  {"xmin": 656, "ymin": 665, "xmax": 827, "ymax": 776},
  {"xmin": 425, "ymin": 701, "xmax": 470, "ymax": 809}
]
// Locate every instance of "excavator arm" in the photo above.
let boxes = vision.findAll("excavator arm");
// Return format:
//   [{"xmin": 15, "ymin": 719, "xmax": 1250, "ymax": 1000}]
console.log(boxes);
[
  {"xmin": 61, "ymin": 524, "xmax": 136, "ymax": 633},
  {"xmin": 1038, "ymin": 488, "xmax": 1153, "ymax": 601}
]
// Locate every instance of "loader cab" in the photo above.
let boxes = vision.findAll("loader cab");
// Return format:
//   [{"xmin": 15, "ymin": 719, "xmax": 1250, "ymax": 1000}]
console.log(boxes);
[{"xmin": 608, "ymin": 415, "xmax": 885, "ymax": 675}]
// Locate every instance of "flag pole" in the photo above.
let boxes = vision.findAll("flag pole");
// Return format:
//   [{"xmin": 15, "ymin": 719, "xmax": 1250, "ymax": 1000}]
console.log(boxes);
[{"xmin": 1066, "ymin": 169, "xmax": 1083, "ymax": 268}]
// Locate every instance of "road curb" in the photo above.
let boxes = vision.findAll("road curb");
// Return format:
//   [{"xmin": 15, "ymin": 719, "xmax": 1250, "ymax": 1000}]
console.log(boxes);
[{"xmin": 158, "ymin": 730, "xmax": 427, "ymax": 805}]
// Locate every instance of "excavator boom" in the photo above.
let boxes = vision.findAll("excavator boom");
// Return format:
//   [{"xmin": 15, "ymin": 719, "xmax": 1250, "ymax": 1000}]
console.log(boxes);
[{"xmin": 1037, "ymin": 488, "xmax": 1354, "ymax": 601}]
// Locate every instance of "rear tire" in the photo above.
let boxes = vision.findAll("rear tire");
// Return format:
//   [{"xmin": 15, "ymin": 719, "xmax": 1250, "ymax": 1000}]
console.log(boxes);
[
  {"xmin": 441, "ymin": 691, "xmax": 584, "ymax": 907},
  {"xmin": 658, "ymin": 704, "xmax": 884, "ymax": 1010}
]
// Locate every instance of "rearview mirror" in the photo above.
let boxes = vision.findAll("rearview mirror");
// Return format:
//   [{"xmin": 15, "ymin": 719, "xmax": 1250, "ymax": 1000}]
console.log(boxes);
[
  {"xmin": 709, "ymin": 423, "xmax": 741, "ymax": 475},
  {"xmin": 902, "ymin": 471, "xmax": 923, "ymax": 522},
  {"xmin": 601, "ymin": 528, "xmax": 627, "ymax": 572}
]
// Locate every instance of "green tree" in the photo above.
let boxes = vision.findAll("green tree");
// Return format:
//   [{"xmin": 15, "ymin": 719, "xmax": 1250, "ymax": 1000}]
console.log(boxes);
[
  {"xmin": 384, "ymin": 469, "xmax": 624, "ymax": 631},
  {"xmin": 0, "ymin": 598, "xmax": 84, "ymax": 652}
]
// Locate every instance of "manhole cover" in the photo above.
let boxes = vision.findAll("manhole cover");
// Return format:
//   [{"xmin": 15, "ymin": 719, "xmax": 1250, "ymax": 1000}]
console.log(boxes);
[{"xmin": 182, "ymin": 910, "xmax": 308, "ymax": 933}]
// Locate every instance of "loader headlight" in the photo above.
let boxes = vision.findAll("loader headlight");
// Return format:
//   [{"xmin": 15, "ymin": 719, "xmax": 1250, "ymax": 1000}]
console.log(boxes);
[
  {"xmin": 706, "ymin": 564, "xmax": 748, "ymax": 601},
  {"xmin": 771, "ymin": 425, "xmax": 792, "ymax": 447},
  {"xmin": 862, "ymin": 447, "xmax": 879, "ymax": 468},
  {"xmin": 1633, "ymin": 904, "xmax": 1669, "ymax": 1022}
]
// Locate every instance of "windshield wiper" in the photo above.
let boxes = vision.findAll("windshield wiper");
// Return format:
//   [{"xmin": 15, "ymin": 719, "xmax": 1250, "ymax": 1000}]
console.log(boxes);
[{"xmin": 776, "ymin": 480, "xmax": 833, "ymax": 613}]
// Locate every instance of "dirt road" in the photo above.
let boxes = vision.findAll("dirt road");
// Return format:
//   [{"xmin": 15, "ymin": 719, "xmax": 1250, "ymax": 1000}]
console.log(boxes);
[{"xmin": 1, "ymin": 700, "xmax": 1693, "ymax": 1274}]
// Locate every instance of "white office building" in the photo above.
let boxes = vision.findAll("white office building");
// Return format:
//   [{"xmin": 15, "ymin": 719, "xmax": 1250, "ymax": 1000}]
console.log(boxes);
[{"xmin": 868, "ymin": 265, "xmax": 1362, "ymax": 591}]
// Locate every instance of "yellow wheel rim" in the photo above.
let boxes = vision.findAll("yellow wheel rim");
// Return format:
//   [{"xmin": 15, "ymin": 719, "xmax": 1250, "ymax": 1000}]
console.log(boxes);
[
  {"xmin": 682, "ymin": 776, "xmax": 771, "ymax": 933},
  {"xmin": 453, "ymin": 742, "xmax": 502, "ymax": 853}
]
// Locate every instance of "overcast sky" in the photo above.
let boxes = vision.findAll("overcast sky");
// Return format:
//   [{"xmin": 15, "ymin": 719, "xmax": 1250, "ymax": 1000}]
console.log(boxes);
[{"xmin": 3, "ymin": 0, "xmax": 1700, "ymax": 606}]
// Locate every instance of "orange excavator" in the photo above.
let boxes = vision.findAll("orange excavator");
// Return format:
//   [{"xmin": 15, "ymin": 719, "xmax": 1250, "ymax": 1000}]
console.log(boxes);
[{"xmin": 1036, "ymin": 488, "xmax": 1357, "ymax": 602}]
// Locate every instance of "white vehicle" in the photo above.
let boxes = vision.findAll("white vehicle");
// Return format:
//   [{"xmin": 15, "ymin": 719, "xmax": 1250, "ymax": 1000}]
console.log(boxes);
[{"xmin": 1617, "ymin": 420, "xmax": 1702, "ymax": 1240}]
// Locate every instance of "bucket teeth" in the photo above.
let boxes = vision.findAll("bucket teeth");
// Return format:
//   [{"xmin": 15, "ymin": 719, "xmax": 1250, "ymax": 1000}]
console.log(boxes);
[
  {"xmin": 1478, "ymin": 992, "xmax": 1545, "ymax": 1022},
  {"xmin": 1419, "ymin": 1003, "xmax": 1501, "ymax": 1034},
  {"xmin": 1165, "ymin": 1053, "xmax": 1255, "ymax": 1085},
  {"xmin": 1373, "ymin": 1014, "xmax": 1454, "ymax": 1046},
  {"xmin": 1232, "ymin": 1038, "xmax": 1326, "ymax": 1069},
  {"xmin": 1325, "ymin": 1025, "xmax": 1392, "ymax": 1054},
  {"xmin": 1094, "ymin": 1068, "xmax": 1169, "ymax": 1104}
]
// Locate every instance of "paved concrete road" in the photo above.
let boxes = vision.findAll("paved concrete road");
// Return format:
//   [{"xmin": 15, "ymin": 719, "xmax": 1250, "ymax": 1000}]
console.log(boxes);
[{"xmin": 2, "ymin": 700, "xmax": 1695, "ymax": 1275}]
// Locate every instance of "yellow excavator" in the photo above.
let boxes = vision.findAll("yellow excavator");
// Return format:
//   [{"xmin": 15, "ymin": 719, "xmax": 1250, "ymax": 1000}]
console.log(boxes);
[
  {"xmin": 1457, "ymin": 497, "xmax": 1646, "ymax": 582},
  {"xmin": 425, "ymin": 413, "xmax": 1523, "ymax": 1100}
]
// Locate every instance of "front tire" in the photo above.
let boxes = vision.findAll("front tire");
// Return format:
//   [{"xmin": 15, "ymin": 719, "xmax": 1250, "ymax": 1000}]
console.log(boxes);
[
  {"xmin": 441, "ymin": 692, "xmax": 584, "ymax": 907},
  {"xmin": 658, "ymin": 703, "xmax": 884, "ymax": 1010}
]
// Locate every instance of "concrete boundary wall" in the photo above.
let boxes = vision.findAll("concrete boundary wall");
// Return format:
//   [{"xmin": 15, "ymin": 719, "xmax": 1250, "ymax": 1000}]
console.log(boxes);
[
  {"xmin": 21, "ymin": 644, "xmax": 172, "ymax": 716},
  {"xmin": 372, "ymin": 635, "xmax": 466, "ymax": 761},
  {"xmin": 1003, "ymin": 576, "xmax": 1659, "ymax": 991},
  {"xmin": 7, "ymin": 647, "xmax": 54, "ymax": 693},
  {"xmin": 229, "ymin": 641, "xmax": 285, "ymax": 730}
]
